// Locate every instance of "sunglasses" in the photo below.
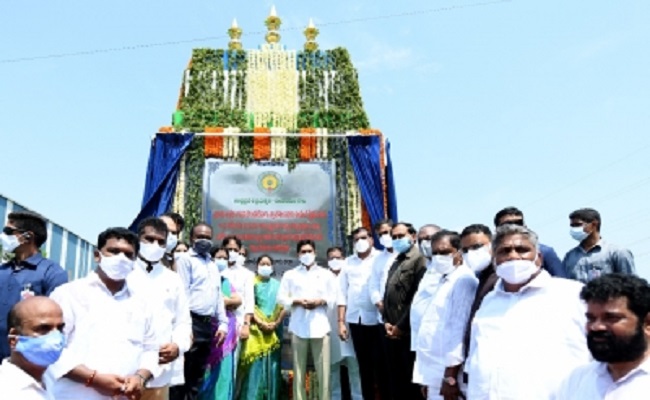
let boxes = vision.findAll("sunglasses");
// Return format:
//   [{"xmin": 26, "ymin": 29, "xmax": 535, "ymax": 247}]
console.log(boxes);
[
  {"xmin": 499, "ymin": 219, "xmax": 524, "ymax": 227},
  {"xmin": 2, "ymin": 226, "xmax": 25, "ymax": 235}
]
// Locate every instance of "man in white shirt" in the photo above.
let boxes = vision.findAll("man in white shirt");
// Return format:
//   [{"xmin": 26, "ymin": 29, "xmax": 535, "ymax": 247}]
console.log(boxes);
[
  {"xmin": 555, "ymin": 273, "xmax": 650, "ymax": 399},
  {"xmin": 338, "ymin": 226, "xmax": 380, "ymax": 400},
  {"xmin": 411, "ymin": 230, "xmax": 477, "ymax": 400},
  {"xmin": 466, "ymin": 224, "xmax": 590, "ymax": 400},
  {"xmin": 47, "ymin": 227, "xmax": 158, "ymax": 400},
  {"xmin": 328, "ymin": 246, "xmax": 362, "ymax": 400},
  {"xmin": 277, "ymin": 239, "xmax": 337, "ymax": 400},
  {"xmin": 127, "ymin": 217, "xmax": 192, "ymax": 400},
  {"xmin": 170, "ymin": 223, "xmax": 228, "ymax": 400},
  {"xmin": 221, "ymin": 236, "xmax": 254, "ymax": 341},
  {"xmin": 0, "ymin": 296, "xmax": 65, "ymax": 400}
]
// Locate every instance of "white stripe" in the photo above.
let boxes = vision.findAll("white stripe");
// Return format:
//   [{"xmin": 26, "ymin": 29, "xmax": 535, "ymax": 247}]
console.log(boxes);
[{"xmin": 60, "ymin": 230, "xmax": 68, "ymax": 268}]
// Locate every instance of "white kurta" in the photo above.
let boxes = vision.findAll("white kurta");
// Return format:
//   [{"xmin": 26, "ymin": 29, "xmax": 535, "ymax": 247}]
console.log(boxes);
[
  {"xmin": 329, "ymin": 273, "xmax": 356, "ymax": 364},
  {"xmin": 222, "ymin": 264, "xmax": 255, "ymax": 328},
  {"xmin": 46, "ymin": 272, "xmax": 159, "ymax": 400},
  {"xmin": 338, "ymin": 250, "xmax": 379, "ymax": 325},
  {"xmin": 368, "ymin": 250, "xmax": 397, "ymax": 323},
  {"xmin": 412, "ymin": 265, "xmax": 478, "ymax": 394},
  {"xmin": 127, "ymin": 260, "xmax": 192, "ymax": 387},
  {"xmin": 466, "ymin": 271, "xmax": 590, "ymax": 400},
  {"xmin": 277, "ymin": 265, "xmax": 336, "ymax": 339},
  {"xmin": 553, "ymin": 358, "xmax": 650, "ymax": 400},
  {"xmin": 0, "ymin": 360, "xmax": 53, "ymax": 400}
]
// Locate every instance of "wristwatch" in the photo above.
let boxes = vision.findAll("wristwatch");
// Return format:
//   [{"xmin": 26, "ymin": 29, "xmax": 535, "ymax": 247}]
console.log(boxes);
[{"xmin": 443, "ymin": 376, "xmax": 457, "ymax": 386}]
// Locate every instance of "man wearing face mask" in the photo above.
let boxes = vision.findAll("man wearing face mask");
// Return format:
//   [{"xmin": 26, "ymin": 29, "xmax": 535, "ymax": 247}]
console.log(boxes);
[
  {"xmin": 465, "ymin": 224, "xmax": 590, "ymax": 400},
  {"xmin": 416, "ymin": 224, "xmax": 441, "ymax": 262},
  {"xmin": 459, "ymin": 224, "xmax": 496, "ymax": 366},
  {"xmin": 171, "ymin": 223, "xmax": 228, "ymax": 400},
  {"xmin": 411, "ymin": 230, "xmax": 477, "ymax": 400},
  {"xmin": 278, "ymin": 239, "xmax": 337, "ymax": 400},
  {"xmin": 382, "ymin": 222, "xmax": 427, "ymax": 400},
  {"xmin": 327, "ymin": 246, "xmax": 362, "ymax": 400},
  {"xmin": 127, "ymin": 217, "xmax": 192, "ymax": 400},
  {"xmin": 369, "ymin": 219, "xmax": 396, "ymax": 321},
  {"xmin": 563, "ymin": 208, "xmax": 635, "ymax": 283},
  {"xmin": 46, "ymin": 227, "xmax": 157, "ymax": 400},
  {"xmin": 0, "ymin": 296, "xmax": 65, "ymax": 399},
  {"xmin": 160, "ymin": 212, "xmax": 185, "ymax": 270},
  {"xmin": 494, "ymin": 207, "xmax": 566, "ymax": 277},
  {"xmin": 555, "ymin": 274, "xmax": 650, "ymax": 399},
  {"xmin": 0, "ymin": 212, "xmax": 68, "ymax": 362},
  {"xmin": 337, "ymin": 227, "xmax": 379, "ymax": 400},
  {"xmin": 222, "ymin": 236, "xmax": 255, "ymax": 344}
]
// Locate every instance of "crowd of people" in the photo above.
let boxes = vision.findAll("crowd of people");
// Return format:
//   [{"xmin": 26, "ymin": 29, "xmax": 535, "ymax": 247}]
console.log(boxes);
[{"xmin": 0, "ymin": 205, "xmax": 647, "ymax": 400}]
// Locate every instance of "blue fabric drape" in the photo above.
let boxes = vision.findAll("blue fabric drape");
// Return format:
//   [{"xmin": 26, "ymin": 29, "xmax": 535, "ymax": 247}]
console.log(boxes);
[
  {"xmin": 347, "ymin": 135, "xmax": 386, "ymax": 235},
  {"xmin": 129, "ymin": 133, "xmax": 195, "ymax": 231},
  {"xmin": 385, "ymin": 139, "xmax": 398, "ymax": 222}
]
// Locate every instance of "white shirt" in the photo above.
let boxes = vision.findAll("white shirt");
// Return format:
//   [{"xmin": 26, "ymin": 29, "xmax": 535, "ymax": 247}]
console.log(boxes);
[
  {"xmin": 338, "ymin": 250, "xmax": 379, "ymax": 325},
  {"xmin": 127, "ymin": 260, "xmax": 192, "ymax": 387},
  {"xmin": 277, "ymin": 264, "xmax": 337, "ymax": 339},
  {"xmin": 466, "ymin": 270, "xmax": 590, "ymax": 400},
  {"xmin": 554, "ymin": 358, "xmax": 650, "ymax": 400},
  {"xmin": 328, "ymin": 273, "xmax": 356, "ymax": 364},
  {"xmin": 0, "ymin": 359, "xmax": 53, "ymax": 400},
  {"xmin": 46, "ymin": 272, "xmax": 159, "ymax": 400},
  {"xmin": 222, "ymin": 264, "xmax": 255, "ymax": 327},
  {"xmin": 412, "ymin": 265, "xmax": 478, "ymax": 388},
  {"xmin": 368, "ymin": 249, "xmax": 397, "ymax": 323},
  {"xmin": 175, "ymin": 249, "xmax": 228, "ymax": 332}
]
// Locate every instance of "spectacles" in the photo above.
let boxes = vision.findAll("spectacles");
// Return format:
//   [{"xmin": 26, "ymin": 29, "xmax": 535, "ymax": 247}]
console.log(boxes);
[{"xmin": 2, "ymin": 226, "xmax": 24, "ymax": 235}]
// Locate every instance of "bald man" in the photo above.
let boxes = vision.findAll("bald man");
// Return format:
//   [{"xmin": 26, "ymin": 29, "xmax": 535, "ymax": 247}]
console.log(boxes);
[{"xmin": 0, "ymin": 296, "xmax": 65, "ymax": 399}]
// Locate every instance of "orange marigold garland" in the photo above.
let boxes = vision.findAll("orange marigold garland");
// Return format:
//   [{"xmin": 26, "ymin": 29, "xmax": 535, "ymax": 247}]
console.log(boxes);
[
  {"xmin": 253, "ymin": 127, "xmax": 271, "ymax": 160},
  {"xmin": 204, "ymin": 127, "xmax": 224, "ymax": 158},
  {"xmin": 299, "ymin": 128, "xmax": 316, "ymax": 161}
]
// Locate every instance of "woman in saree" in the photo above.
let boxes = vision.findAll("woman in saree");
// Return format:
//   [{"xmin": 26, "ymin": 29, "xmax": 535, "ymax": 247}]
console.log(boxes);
[
  {"xmin": 238, "ymin": 255, "xmax": 286, "ymax": 400},
  {"xmin": 199, "ymin": 247, "xmax": 242, "ymax": 400}
]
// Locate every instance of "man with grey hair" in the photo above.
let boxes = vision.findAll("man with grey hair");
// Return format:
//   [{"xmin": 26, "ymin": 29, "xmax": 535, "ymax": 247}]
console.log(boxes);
[
  {"xmin": 465, "ymin": 224, "xmax": 590, "ymax": 400},
  {"xmin": 417, "ymin": 224, "xmax": 442, "ymax": 260}
]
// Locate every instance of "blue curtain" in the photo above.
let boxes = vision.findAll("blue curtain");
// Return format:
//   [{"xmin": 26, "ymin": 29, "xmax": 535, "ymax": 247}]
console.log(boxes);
[
  {"xmin": 129, "ymin": 133, "xmax": 195, "ymax": 231},
  {"xmin": 347, "ymin": 135, "xmax": 386, "ymax": 236},
  {"xmin": 385, "ymin": 139, "xmax": 398, "ymax": 222}
]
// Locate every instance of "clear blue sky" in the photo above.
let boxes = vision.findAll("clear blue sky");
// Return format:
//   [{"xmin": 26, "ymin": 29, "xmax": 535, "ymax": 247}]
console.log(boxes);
[{"xmin": 2, "ymin": 0, "xmax": 649, "ymax": 277}]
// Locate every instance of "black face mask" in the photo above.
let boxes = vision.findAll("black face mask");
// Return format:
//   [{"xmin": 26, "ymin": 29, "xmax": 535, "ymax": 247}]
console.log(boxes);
[
  {"xmin": 587, "ymin": 321, "xmax": 648, "ymax": 363},
  {"xmin": 193, "ymin": 239, "xmax": 213, "ymax": 255}
]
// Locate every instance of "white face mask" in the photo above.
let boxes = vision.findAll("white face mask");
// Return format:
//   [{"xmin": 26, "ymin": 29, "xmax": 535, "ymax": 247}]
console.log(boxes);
[
  {"xmin": 496, "ymin": 258, "xmax": 539, "ymax": 285},
  {"xmin": 419, "ymin": 241, "xmax": 432, "ymax": 258},
  {"xmin": 430, "ymin": 254, "xmax": 456, "ymax": 275},
  {"xmin": 300, "ymin": 252, "xmax": 316, "ymax": 266},
  {"xmin": 328, "ymin": 259, "xmax": 345, "ymax": 271},
  {"xmin": 139, "ymin": 242, "xmax": 166, "ymax": 263},
  {"xmin": 354, "ymin": 239, "xmax": 371, "ymax": 254},
  {"xmin": 228, "ymin": 250, "xmax": 239, "ymax": 263},
  {"xmin": 379, "ymin": 234, "xmax": 393, "ymax": 249},
  {"xmin": 236, "ymin": 254, "xmax": 246, "ymax": 267},
  {"xmin": 165, "ymin": 234, "xmax": 178, "ymax": 252},
  {"xmin": 0, "ymin": 232, "xmax": 21, "ymax": 253},
  {"xmin": 99, "ymin": 253, "xmax": 134, "ymax": 281},
  {"xmin": 215, "ymin": 258, "xmax": 228, "ymax": 272},
  {"xmin": 463, "ymin": 245, "xmax": 492, "ymax": 273},
  {"xmin": 258, "ymin": 265, "xmax": 273, "ymax": 277}
]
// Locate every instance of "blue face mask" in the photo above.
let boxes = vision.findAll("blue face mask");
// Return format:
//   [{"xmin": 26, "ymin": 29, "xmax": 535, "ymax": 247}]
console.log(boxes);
[
  {"xmin": 392, "ymin": 237, "xmax": 412, "ymax": 254},
  {"xmin": 570, "ymin": 226, "xmax": 589, "ymax": 242},
  {"xmin": 215, "ymin": 258, "xmax": 228, "ymax": 272},
  {"xmin": 13, "ymin": 330, "xmax": 66, "ymax": 367}
]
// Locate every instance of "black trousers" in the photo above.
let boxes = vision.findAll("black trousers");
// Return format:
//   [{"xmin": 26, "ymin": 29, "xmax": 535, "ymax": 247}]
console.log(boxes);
[
  {"xmin": 170, "ymin": 313, "xmax": 212, "ymax": 400},
  {"xmin": 382, "ymin": 333, "xmax": 423, "ymax": 400},
  {"xmin": 350, "ymin": 323, "xmax": 388, "ymax": 400}
]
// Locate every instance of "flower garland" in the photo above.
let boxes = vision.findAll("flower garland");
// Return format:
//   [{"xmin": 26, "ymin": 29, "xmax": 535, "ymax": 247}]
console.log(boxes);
[
  {"xmin": 171, "ymin": 152, "xmax": 187, "ymax": 218},
  {"xmin": 222, "ymin": 127, "xmax": 241, "ymax": 159},
  {"xmin": 183, "ymin": 137, "xmax": 205, "ymax": 239},
  {"xmin": 345, "ymin": 151, "xmax": 362, "ymax": 236},
  {"xmin": 246, "ymin": 45, "xmax": 298, "ymax": 129},
  {"xmin": 299, "ymin": 128, "xmax": 316, "ymax": 161},
  {"xmin": 270, "ymin": 127, "xmax": 287, "ymax": 160},
  {"xmin": 315, "ymin": 128, "xmax": 328, "ymax": 159},
  {"xmin": 204, "ymin": 127, "xmax": 225, "ymax": 158},
  {"xmin": 253, "ymin": 127, "xmax": 271, "ymax": 160}
]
